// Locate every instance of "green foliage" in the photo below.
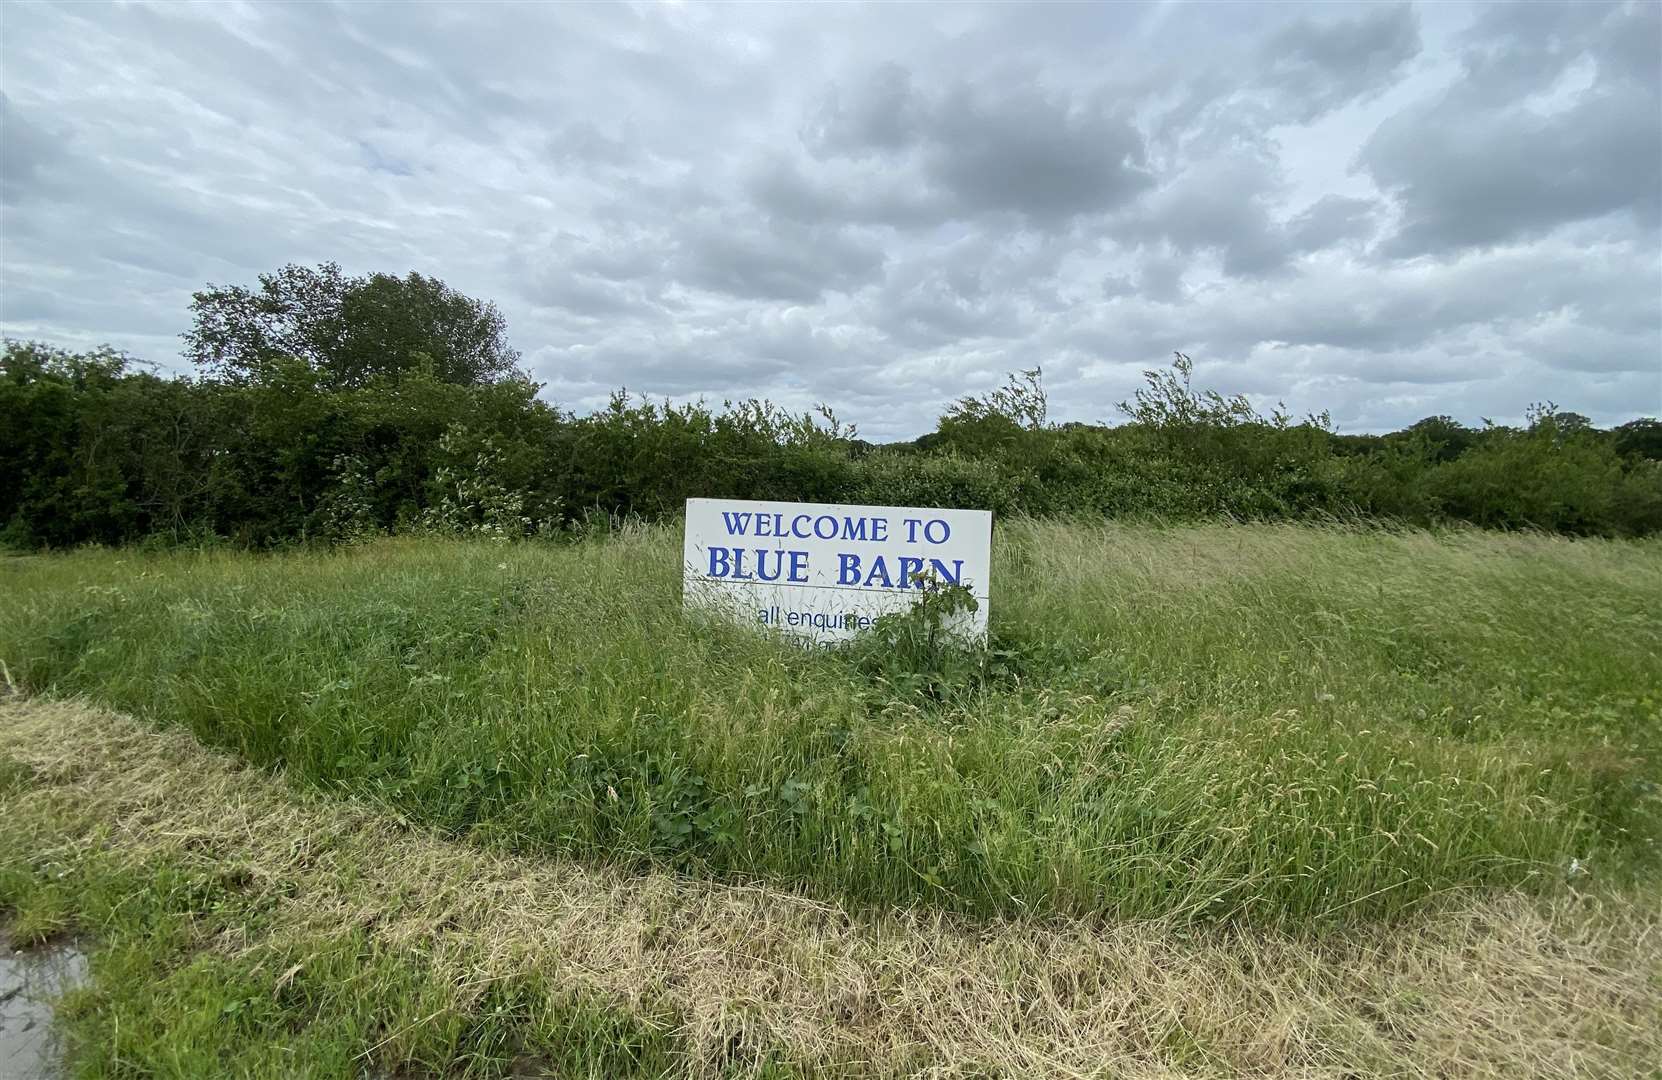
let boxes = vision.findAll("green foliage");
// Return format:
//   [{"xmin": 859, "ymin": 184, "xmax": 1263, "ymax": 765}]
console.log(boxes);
[
  {"xmin": 845, "ymin": 449, "xmax": 1027, "ymax": 514},
  {"xmin": 4, "ymin": 340, "xmax": 1660, "ymax": 549},
  {"xmin": 551, "ymin": 392, "xmax": 860, "ymax": 519},
  {"xmin": 315, "ymin": 453, "xmax": 381, "ymax": 544},
  {"xmin": 1401, "ymin": 415, "xmax": 1483, "ymax": 464},
  {"xmin": 933, "ymin": 367, "xmax": 1048, "ymax": 458},
  {"xmin": 419, "ymin": 424, "xmax": 554, "ymax": 539},
  {"xmin": 184, "ymin": 261, "xmax": 523, "ymax": 388},
  {"xmin": 839, "ymin": 572, "xmax": 987, "ymax": 707},
  {"xmin": 1119, "ymin": 351, "xmax": 1266, "ymax": 430},
  {"xmin": 0, "ymin": 342, "xmax": 216, "ymax": 549},
  {"xmin": 1, "ymin": 342, "xmax": 567, "ymax": 548},
  {"xmin": 1418, "ymin": 405, "xmax": 1660, "ymax": 535},
  {"xmin": 1613, "ymin": 417, "xmax": 1662, "ymax": 461}
]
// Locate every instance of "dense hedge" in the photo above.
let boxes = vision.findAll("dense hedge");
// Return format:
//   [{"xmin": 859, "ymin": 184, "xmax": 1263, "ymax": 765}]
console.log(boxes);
[{"xmin": 4, "ymin": 339, "xmax": 1660, "ymax": 548}]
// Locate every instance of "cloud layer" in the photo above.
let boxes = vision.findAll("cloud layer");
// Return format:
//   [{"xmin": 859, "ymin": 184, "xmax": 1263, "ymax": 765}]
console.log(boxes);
[{"xmin": 2, "ymin": 0, "xmax": 1658, "ymax": 438}]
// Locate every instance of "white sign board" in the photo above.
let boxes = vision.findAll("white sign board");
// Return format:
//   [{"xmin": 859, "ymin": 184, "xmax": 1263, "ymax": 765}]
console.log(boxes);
[{"xmin": 683, "ymin": 498, "xmax": 992, "ymax": 644}]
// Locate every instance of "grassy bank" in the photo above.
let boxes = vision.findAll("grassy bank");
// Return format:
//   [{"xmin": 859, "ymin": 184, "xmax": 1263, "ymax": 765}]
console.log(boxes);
[
  {"xmin": 3, "ymin": 521, "xmax": 1660, "ymax": 924},
  {"xmin": 4, "ymin": 698, "xmax": 1658, "ymax": 1078}
]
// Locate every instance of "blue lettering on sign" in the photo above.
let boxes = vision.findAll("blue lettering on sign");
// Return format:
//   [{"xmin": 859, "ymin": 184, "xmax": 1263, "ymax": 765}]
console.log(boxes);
[
  {"xmin": 930, "ymin": 558, "xmax": 964, "ymax": 584},
  {"xmin": 721, "ymin": 511, "xmax": 892, "ymax": 543},
  {"xmin": 709, "ymin": 546, "xmax": 812, "ymax": 583},
  {"xmin": 702, "ymin": 513, "xmax": 973, "ymax": 597}
]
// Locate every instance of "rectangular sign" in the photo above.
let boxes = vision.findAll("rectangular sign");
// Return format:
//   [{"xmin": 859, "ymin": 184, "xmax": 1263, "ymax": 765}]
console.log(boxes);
[{"xmin": 682, "ymin": 498, "xmax": 992, "ymax": 644}]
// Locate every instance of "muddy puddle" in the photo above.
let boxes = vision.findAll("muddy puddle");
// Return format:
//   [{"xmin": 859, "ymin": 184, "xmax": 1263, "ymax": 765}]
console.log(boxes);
[{"xmin": 0, "ymin": 937, "xmax": 87, "ymax": 1079}]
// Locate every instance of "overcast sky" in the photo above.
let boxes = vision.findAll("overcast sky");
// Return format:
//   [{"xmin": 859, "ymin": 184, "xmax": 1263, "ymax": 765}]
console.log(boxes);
[{"xmin": 3, "ymin": 1, "xmax": 1659, "ymax": 439}]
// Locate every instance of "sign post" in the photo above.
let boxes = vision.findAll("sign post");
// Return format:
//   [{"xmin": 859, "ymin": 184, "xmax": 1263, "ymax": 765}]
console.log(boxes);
[{"xmin": 682, "ymin": 498, "xmax": 992, "ymax": 645}]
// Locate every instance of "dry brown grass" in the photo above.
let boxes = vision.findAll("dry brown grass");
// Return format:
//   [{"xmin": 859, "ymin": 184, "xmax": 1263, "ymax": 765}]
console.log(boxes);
[{"xmin": 4, "ymin": 695, "xmax": 1659, "ymax": 1078}]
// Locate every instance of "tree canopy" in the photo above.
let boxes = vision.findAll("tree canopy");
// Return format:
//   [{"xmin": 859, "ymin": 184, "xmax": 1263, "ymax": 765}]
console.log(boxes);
[{"xmin": 184, "ymin": 262, "xmax": 524, "ymax": 388}]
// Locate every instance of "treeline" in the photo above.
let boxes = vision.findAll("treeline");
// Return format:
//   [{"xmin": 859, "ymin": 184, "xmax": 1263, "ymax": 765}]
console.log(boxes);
[
  {"xmin": 7, "ymin": 341, "xmax": 1660, "ymax": 548},
  {"xmin": 3, "ymin": 263, "xmax": 1659, "ymax": 548}
]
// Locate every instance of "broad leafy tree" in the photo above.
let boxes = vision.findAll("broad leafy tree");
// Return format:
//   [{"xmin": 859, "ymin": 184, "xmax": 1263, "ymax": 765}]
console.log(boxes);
[{"xmin": 184, "ymin": 262, "xmax": 523, "ymax": 388}]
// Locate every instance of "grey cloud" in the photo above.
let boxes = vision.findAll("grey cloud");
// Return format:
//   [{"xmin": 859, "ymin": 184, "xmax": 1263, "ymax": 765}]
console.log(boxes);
[
  {"xmin": 1101, "ymin": 273, "xmax": 1137, "ymax": 299},
  {"xmin": 1149, "ymin": 241, "xmax": 1656, "ymax": 373},
  {"xmin": 0, "ymin": 280, "xmax": 184, "ymax": 338},
  {"xmin": 1139, "ymin": 4, "xmax": 1419, "ymax": 158},
  {"xmin": 1365, "ymin": 1, "xmax": 1662, "ymax": 257},
  {"xmin": 810, "ymin": 63, "xmax": 924, "ymax": 156},
  {"xmin": 0, "ymin": 93, "xmax": 70, "ymax": 203},
  {"xmin": 1258, "ymin": 4, "xmax": 1422, "ymax": 121},
  {"xmin": 358, "ymin": 139, "xmax": 415, "ymax": 177},
  {"xmin": 671, "ymin": 219, "xmax": 886, "ymax": 303},
  {"xmin": 535, "ymin": 275, "xmax": 660, "ymax": 319},
  {"xmin": 548, "ymin": 122, "xmax": 637, "ymax": 170},
  {"xmin": 515, "ymin": 231, "xmax": 669, "ymax": 289},
  {"xmin": 1451, "ymin": 1, "xmax": 1652, "ymax": 104},
  {"xmin": 1113, "ymin": 157, "xmax": 1379, "ymax": 279},
  {"xmin": 925, "ymin": 84, "xmax": 1152, "ymax": 222},
  {"xmin": 869, "ymin": 264, "xmax": 1026, "ymax": 348},
  {"xmin": 1061, "ymin": 232, "xmax": 1660, "ymax": 405},
  {"xmin": 542, "ymin": 306, "xmax": 881, "ymax": 405},
  {"xmin": 1117, "ymin": 150, "xmax": 1286, "ymax": 275},
  {"xmin": 1130, "ymin": 251, "xmax": 1191, "ymax": 305},
  {"xmin": 1366, "ymin": 84, "xmax": 1662, "ymax": 256},
  {"xmin": 2, "ymin": 1, "xmax": 1658, "ymax": 439},
  {"xmin": 0, "ymin": 99, "xmax": 285, "ymax": 276},
  {"xmin": 570, "ymin": 243, "xmax": 662, "ymax": 285},
  {"xmin": 1285, "ymin": 197, "xmax": 1380, "ymax": 254},
  {"xmin": 748, "ymin": 157, "xmax": 949, "ymax": 229},
  {"xmin": 804, "ymin": 70, "xmax": 1153, "ymax": 226},
  {"xmin": 560, "ymin": 342, "xmax": 796, "ymax": 397}
]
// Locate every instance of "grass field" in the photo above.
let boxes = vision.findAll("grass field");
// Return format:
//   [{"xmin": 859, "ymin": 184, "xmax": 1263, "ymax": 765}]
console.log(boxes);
[
  {"xmin": 3, "ymin": 521, "xmax": 1661, "ymax": 1076},
  {"xmin": 3, "ymin": 698, "xmax": 1658, "ymax": 1078}
]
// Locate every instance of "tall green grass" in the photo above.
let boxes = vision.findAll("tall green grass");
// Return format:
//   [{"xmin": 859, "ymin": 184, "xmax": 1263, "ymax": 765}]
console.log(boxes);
[{"xmin": 3, "ymin": 521, "xmax": 1658, "ymax": 924}]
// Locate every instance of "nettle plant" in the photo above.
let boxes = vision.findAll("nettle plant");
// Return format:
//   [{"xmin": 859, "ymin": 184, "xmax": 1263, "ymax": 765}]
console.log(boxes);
[{"xmin": 842, "ymin": 569, "xmax": 988, "ymax": 707}]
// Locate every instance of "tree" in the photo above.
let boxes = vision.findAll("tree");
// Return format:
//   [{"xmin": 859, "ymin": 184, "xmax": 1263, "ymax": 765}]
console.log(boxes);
[
  {"xmin": 184, "ymin": 262, "xmax": 523, "ymax": 388},
  {"xmin": 1398, "ymin": 415, "xmax": 1477, "ymax": 463},
  {"xmin": 1614, "ymin": 418, "xmax": 1662, "ymax": 461}
]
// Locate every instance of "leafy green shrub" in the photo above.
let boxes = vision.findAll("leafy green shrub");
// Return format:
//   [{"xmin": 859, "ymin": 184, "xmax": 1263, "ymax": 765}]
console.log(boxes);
[
  {"xmin": 314, "ymin": 454, "xmax": 381, "ymax": 544},
  {"xmin": 419, "ymin": 424, "xmax": 553, "ymax": 539},
  {"xmin": 846, "ymin": 450, "xmax": 1027, "ymax": 513},
  {"xmin": 4, "ymin": 339, "xmax": 1659, "ymax": 547},
  {"xmin": 837, "ymin": 572, "xmax": 987, "ymax": 707},
  {"xmin": 1422, "ymin": 406, "xmax": 1649, "ymax": 535}
]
